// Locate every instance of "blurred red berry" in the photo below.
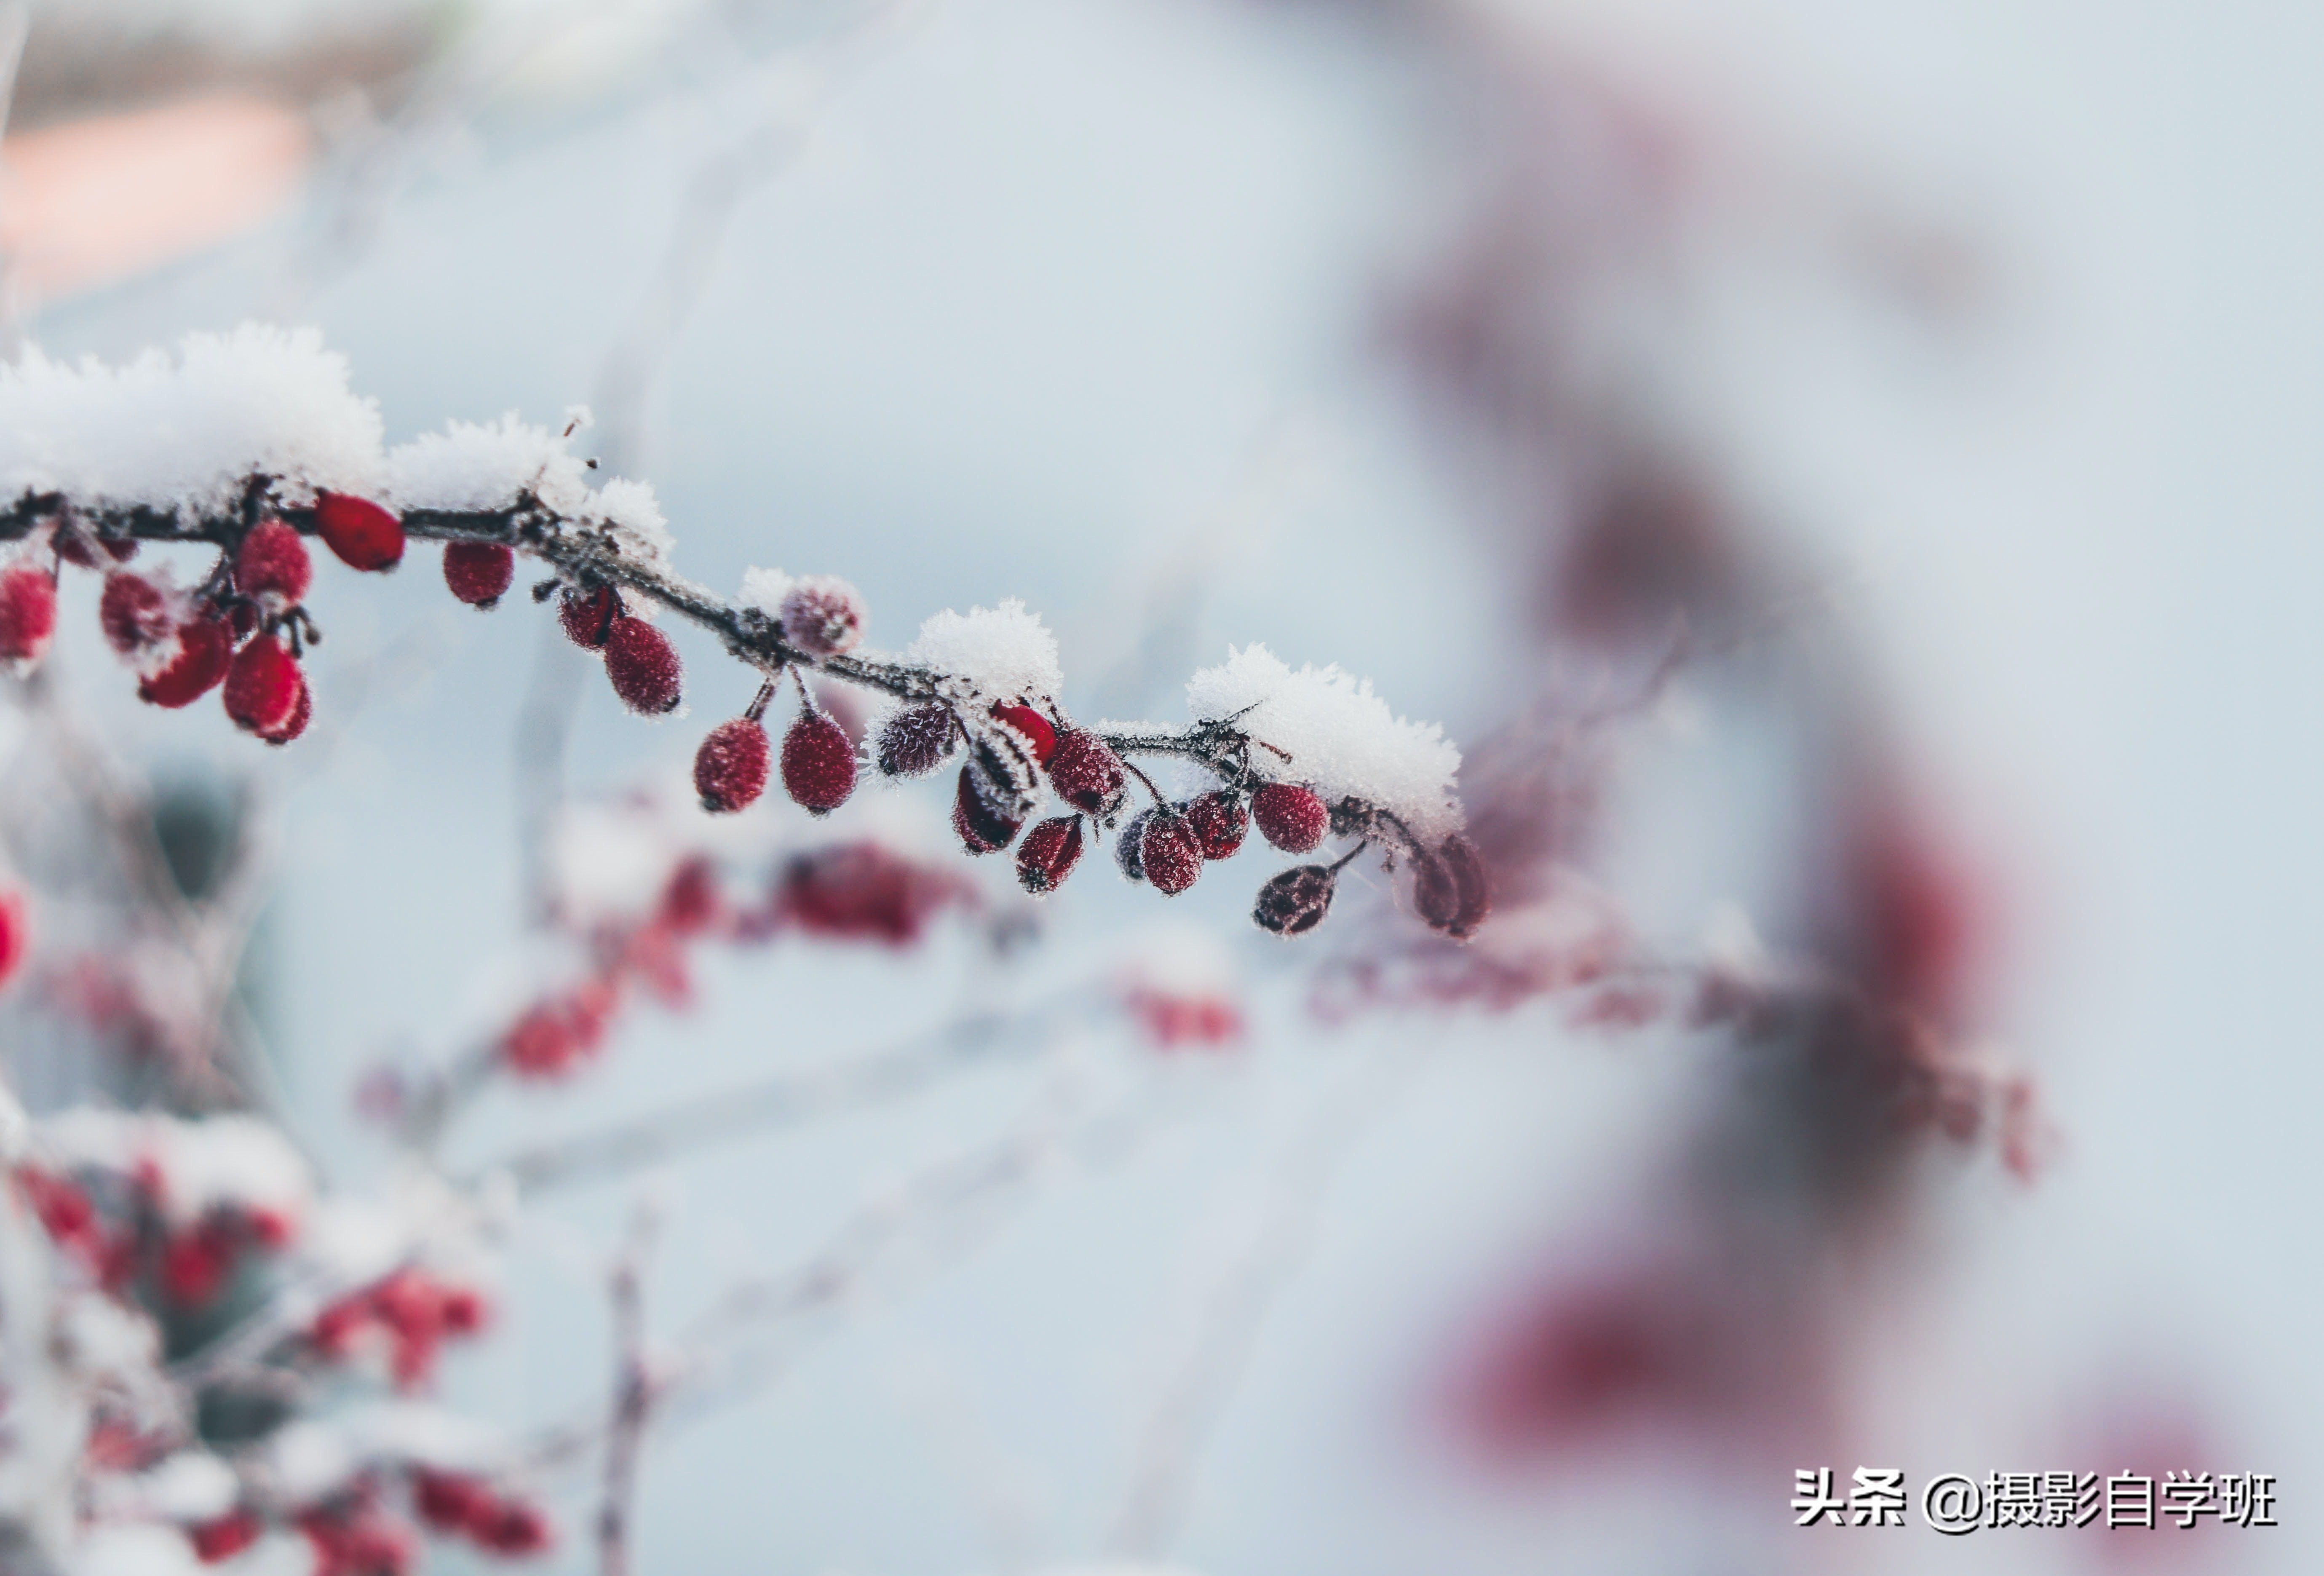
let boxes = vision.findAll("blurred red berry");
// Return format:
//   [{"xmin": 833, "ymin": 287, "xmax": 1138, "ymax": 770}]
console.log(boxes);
[
  {"xmin": 1015, "ymin": 815, "xmax": 1083, "ymax": 896},
  {"xmin": 775, "ymin": 841, "xmax": 973, "ymax": 944},
  {"xmin": 781, "ymin": 708, "xmax": 857, "ymax": 814},
  {"xmin": 236, "ymin": 519, "xmax": 312, "ymax": 604},
  {"xmin": 558, "ymin": 584, "xmax": 623, "ymax": 648},
  {"xmin": 0, "ymin": 889, "xmax": 26, "ymax": 991},
  {"xmin": 412, "ymin": 1469, "xmax": 487, "ymax": 1533},
  {"xmin": 695, "ymin": 717, "xmax": 771, "ymax": 813},
  {"xmin": 1185, "ymin": 790, "xmax": 1246, "ymax": 859},
  {"xmin": 99, "ymin": 572, "xmax": 174, "ymax": 656},
  {"xmin": 1139, "ymin": 811, "xmax": 1203, "ymax": 896},
  {"xmin": 603, "ymin": 616, "xmax": 682, "ymax": 714},
  {"xmin": 0, "ymin": 565, "xmax": 57, "ymax": 664},
  {"xmin": 467, "ymin": 1497, "xmax": 551, "ymax": 1557},
  {"xmin": 442, "ymin": 542, "xmax": 515, "ymax": 609},
  {"xmin": 190, "ymin": 1510, "xmax": 262, "ymax": 1563},
  {"xmin": 1046, "ymin": 729, "xmax": 1126, "ymax": 820},
  {"xmin": 161, "ymin": 1220, "xmax": 236, "ymax": 1306},
  {"xmin": 778, "ymin": 575, "xmax": 866, "ymax": 656},
  {"xmin": 1251, "ymin": 782, "xmax": 1327, "ymax": 854},
  {"xmin": 314, "ymin": 492, "xmax": 405, "ymax": 572},
  {"xmin": 991, "ymin": 703, "xmax": 1058, "ymax": 765},
  {"xmin": 139, "ymin": 615, "xmax": 232, "ymax": 707},
  {"xmin": 224, "ymin": 634, "xmax": 304, "ymax": 736}
]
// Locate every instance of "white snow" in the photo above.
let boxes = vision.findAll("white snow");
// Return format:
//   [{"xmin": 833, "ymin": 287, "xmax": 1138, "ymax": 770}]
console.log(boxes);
[
  {"xmin": 69, "ymin": 1525, "xmax": 203, "ymax": 1576},
  {"xmin": 1184, "ymin": 644, "xmax": 1463, "ymax": 838},
  {"xmin": 738, "ymin": 565, "xmax": 796, "ymax": 613},
  {"xmin": 35, "ymin": 1110, "xmax": 309, "ymax": 1228},
  {"xmin": 385, "ymin": 414, "xmax": 674, "ymax": 565},
  {"xmin": 907, "ymin": 598, "xmax": 1063, "ymax": 704}
]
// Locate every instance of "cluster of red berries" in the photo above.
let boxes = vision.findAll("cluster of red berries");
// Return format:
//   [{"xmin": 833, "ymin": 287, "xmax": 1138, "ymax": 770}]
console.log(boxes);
[
  {"xmin": 0, "ymin": 888, "xmax": 27, "ymax": 995},
  {"xmin": 185, "ymin": 1457, "xmax": 550, "ymax": 1571},
  {"xmin": 310, "ymin": 1266, "xmax": 491, "ymax": 1391},
  {"xmin": 14, "ymin": 1166, "xmax": 294, "ymax": 1308},
  {"xmin": 410, "ymin": 1468, "xmax": 553, "ymax": 1558}
]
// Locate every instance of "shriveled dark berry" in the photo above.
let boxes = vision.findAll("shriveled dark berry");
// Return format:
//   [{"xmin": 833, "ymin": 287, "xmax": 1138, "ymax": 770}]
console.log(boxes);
[
  {"xmin": 1139, "ymin": 809, "xmax": 1202, "ymax": 896},
  {"xmin": 1046, "ymin": 728, "xmax": 1126, "ymax": 821},
  {"xmin": 1184, "ymin": 790, "xmax": 1246, "ymax": 860},
  {"xmin": 1329, "ymin": 796, "xmax": 1375, "ymax": 839},
  {"xmin": 223, "ymin": 633, "xmax": 303, "ymax": 736},
  {"xmin": 1115, "ymin": 807, "xmax": 1154, "ymax": 882},
  {"xmin": 138, "ymin": 615, "xmax": 231, "ymax": 707},
  {"xmin": 695, "ymin": 717, "xmax": 772, "ymax": 813},
  {"xmin": 443, "ymin": 542, "xmax": 516, "ymax": 609},
  {"xmin": 1015, "ymin": 816, "xmax": 1084, "ymax": 896},
  {"xmin": 1254, "ymin": 864, "xmax": 1336, "ymax": 937},
  {"xmin": 313, "ymin": 492, "xmax": 405, "ymax": 572},
  {"xmin": 603, "ymin": 616, "xmax": 682, "ymax": 714},
  {"xmin": 968, "ymin": 728, "xmax": 1043, "ymax": 822},
  {"xmin": 559, "ymin": 584, "xmax": 623, "ymax": 649},
  {"xmin": 1416, "ymin": 833, "xmax": 1490, "ymax": 938},
  {"xmin": 235, "ymin": 519, "xmax": 312, "ymax": 604},
  {"xmin": 780, "ymin": 708, "xmax": 856, "ymax": 814},
  {"xmin": 778, "ymin": 576, "xmax": 866, "ymax": 656},
  {"xmin": 991, "ymin": 703, "xmax": 1057, "ymax": 765},
  {"xmin": 1251, "ymin": 782, "xmax": 1328, "ymax": 854},
  {"xmin": 952, "ymin": 763, "xmax": 1022, "ymax": 854},
  {"xmin": 876, "ymin": 703, "xmax": 956, "ymax": 778}
]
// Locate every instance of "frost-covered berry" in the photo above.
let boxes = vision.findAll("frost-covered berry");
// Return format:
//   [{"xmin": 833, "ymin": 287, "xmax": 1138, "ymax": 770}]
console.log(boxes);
[
  {"xmin": 876, "ymin": 703, "xmax": 956, "ymax": 777},
  {"xmin": 313, "ymin": 491, "xmax": 405, "ymax": 572},
  {"xmin": 0, "ymin": 888, "xmax": 27, "ymax": 991},
  {"xmin": 442, "ymin": 542, "xmax": 515, "ymax": 609},
  {"xmin": 235, "ymin": 519, "xmax": 312, "ymax": 605},
  {"xmin": 1252, "ymin": 782, "xmax": 1327, "ymax": 854},
  {"xmin": 1139, "ymin": 810, "xmax": 1203, "ymax": 896},
  {"xmin": 1414, "ymin": 833, "xmax": 1490, "ymax": 938},
  {"xmin": 952, "ymin": 764, "xmax": 1022, "ymax": 854},
  {"xmin": 1254, "ymin": 864, "xmax": 1336, "ymax": 936},
  {"xmin": 0, "ymin": 565, "xmax": 57, "ymax": 665},
  {"xmin": 778, "ymin": 575, "xmax": 866, "ymax": 656},
  {"xmin": 603, "ymin": 616, "xmax": 682, "ymax": 714},
  {"xmin": 1015, "ymin": 816, "xmax": 1083, "ymax": 896},
  {"xmin": 139, "ymin": 615, "xmax": 232, "ymax": 707},
  {"xmin": 781, "ymin": 707, "xmax": 857, "ymax": 814},
  {"xmin": 189, "ymin": 1510, "xmax": 262, "ymax": 1563},
  {"xmin": 991, "ymin": 703, "xmax": 1058, "ymax": 765},
  {"xmin": 224, "ymin": 634, "xmax": 304, "ymax": 736},
  {"xmin": 1115, "ymin": 807, "xmax": 1153, "ymax": 882},
  {"xmin": 695, "ymin": 717, "xmax": 771, "ymax": 813},
  {"xmin": 1046, "ymin": 729, "xmax": 1127, "ymax": 821},
  {"xmin": 559, "ymin": 583, "xmax": 623, "ymax": 648},
  {"xmin": 1185, "ymin": 790, "xmax": 1246, "ymax": 860},
  {"xmin": 259, "ymin": 671, "xmax": 313, "ymax": 747},
  {"xmin": 99, "ymin": 571, "xmax": 173, "ymax": 656}
]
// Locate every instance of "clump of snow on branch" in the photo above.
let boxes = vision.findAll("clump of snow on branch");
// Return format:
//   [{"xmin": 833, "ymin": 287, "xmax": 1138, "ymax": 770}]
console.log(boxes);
[
  {"xmin": 37, "ymin": 1109, "xmax": 310, "ymax": 1228},
  {"xmin": 908, "ymin": 598, "xmax": 1064, "ymax": 703},
  {"xmin": 737, "ymin": 565, "xmax": 795, "ymax": 612},
  {"xmin": 1185, "ymin": 645, "xmax": 1463, "ymax": 838},
  {"xmin": 385, "ymin": 413, "xmax": 673, "ymax": 565},
  {"xmin": 0, "ymin": 326, "xmax": 385, "ymax": 516}
]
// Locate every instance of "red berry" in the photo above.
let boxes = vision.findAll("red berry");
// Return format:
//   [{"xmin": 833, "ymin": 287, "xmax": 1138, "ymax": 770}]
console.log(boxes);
[
  {"xmin": 313, "ymin": 491, "xmax": 405, "ymax": 572},
  {"xmin": 778, "ymin": 575, "xmax": 866, "ymax": 656},
  {"xmin": 1139, "ymin": 810, "xmax": 1203, "ymax": 896},
  {"xmin": 442, "ymin": 541, "xmax": 515, "ymax": 609},
  {"xmin": 1015, "ymin": 816, "xmax": 1084, "ymax": 896},
  {"xmin": 99, "ymin": 571, "xmax": 173, "ymax": 656},
  {"xmin": 990, "ymin": 703, "xmax": 1057, "ymax": 765},
  {"xmin": 559, "ymin": 584, "xmax": 623, "ymax": 648},
  {"xmin": 0, "ymin": 565, "xmax": 57, "ymax": 664},
  {"xmin": 52, "ymin": 526, "xmax": 99, "ymax": 568},
  {"xmin": 1115, "ymin": 807, "xmax": 1153, "ymax": 881},
  {"xmin": 190, "ymin": 1510, "xmax": 262, "ymax": 1564},
  {"xmin": 1251, "ymin": 782, "xmax": 1327, "ymax": 854},
  {"xmin": 259, "ymin": 670, "xmax": 313, "ymax": 746},
  {"xmin": 1254, "ymin": 864, "xmax": 1337, "ymax": 936},
  {"xmin": 235, "ymin": 519, "xmax": 312, "ymax": 604},
  {"xmin": 413, "ymin": 1469, "xmax": 485, "ymax": 1533},
  {"xmin": 1184, "ymin": 791, "xmax": 1246, "ymax": 859},
  {"xmin": 774, "ymin": 841, "xmax": 973, "ymax": 944},
  {"xmin": 223, "ymin": 634, "xmax": 304, "ymax": 736},
  {"xmin": 139, "ymin": 615, "xmax": 232, "ymax": 707},
  {"xmin": 952, "ymin": 764, "xmax": 1021, "ymax": 854},
  {"xmin": 468, "ymin": 1498, "xmax": 551, "ymax": 1557},
  {"xmin": 602, "ymin": 616, "xmax": 682, "ymax": 714},
  {"xmin": 695, "ymin": 717, "xmax": 771, "ymax": 813},
  {"xmin": 875, "ymin": 703, "xmax": 956, "ymax": 777},
  {"xmin": 780, "ymin": 707, "xmax": 856, "ymax": 814},
  {"xmin": 1045, "ymin": 729, "xmax": 1126, "ymax": 820},
  {"xmin": 0, "ymin": 888, "xmax": 28, "ymax": 992}
]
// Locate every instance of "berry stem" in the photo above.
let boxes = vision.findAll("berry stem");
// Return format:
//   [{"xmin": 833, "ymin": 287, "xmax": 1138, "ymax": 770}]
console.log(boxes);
[{"xmin": 743, "ymin": 676, "xmax": 778, "ymax": 723}]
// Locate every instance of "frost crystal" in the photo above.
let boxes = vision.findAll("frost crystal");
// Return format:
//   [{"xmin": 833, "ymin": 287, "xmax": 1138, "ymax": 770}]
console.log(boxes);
[
  {"xmin": 1185, "ymin": 645, "xmax": 1463, "ymax": 839},
  {"xmin": 907, "ymin": 598, "xmax": 1063, "ymax": 703}
]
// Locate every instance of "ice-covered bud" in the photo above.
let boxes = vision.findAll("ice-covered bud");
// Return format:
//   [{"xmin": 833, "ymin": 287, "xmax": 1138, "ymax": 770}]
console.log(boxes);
[
  {"xmin": 781, "ymin": 707, "xmax": 856, "ymax": 814},
  {"xmin": 190, "ymin": 1510, "xmax": 262, "ymax": 1563},
  {"xmin": 442, "ymin": 541, "xmax": 515, "ymax": 609},
  {"xmin": 1115, "ymin": 807, "xmax": 1153, "ymax": 882},
  {"xmin": 223, "ymin": 634, "xmax": 304, "ymax": 736},
  {"xmin": 1252, "ymin": 782, "xmax": 1327, "ymax": 854},
  {"xmin": 1185, "ymin": 790, "xmax": 1246, "ymax": 859},
  {"xmin": 1046, "ymin": 729, "xmax": 1127, "ymax": 821},
  {"xmin": 313, "ymin": 491, "xmax": 405, "ymax": 572},
  {"xmin": 559, "ymin": 583, "xmax": 623, "ymax": 649},
  {"xmin": 1015, "ymin": 815, "xmax": 1083, "ymax": 896},
  {"xmin": 235, "ymin": 519, "xmax": 312, "ymax": 605},
  {"xmin": 99, "ymin": 571, "xmax": 174, "ymax": 657},
  {"xmin": 1254, "ymin": 864, "xmax": 1336, "ymax": 936},
  {"xmin": 0, "ymin": 888, "xmax": 27, "ymax": 991},
  {"xmin": 0, "ymin": 565, "xmax": 57, "ymax": 665},
  {"xmin": 779, "ymin": 575, "xmax": 866, "ymax": 656},
  {"xmin": 1139, "ymin": 809, "xmax": 1203, "ymax": 896},
  {"xmin": 991, "ymin": 703, "xmax": 1058, "ymax": 765},
  {"xmin": 604, "ymin": 616, "xmax": 682, "ymax": 714},
  {"xmin": 139, "ymin": 615, "xmax": 232, "ymax": 707},
  {"xmin": 952, "ymin": 764, "xmax": 1022, "ymax": 855},
  {"xmin": 259, "ymin": 671, "xmax": 313, "ymax": 747},
  {"xmin": 695, "ymin": 717, "xmax": 771, "ymax": 813},
  {"xmin": 875, "ymin": 703, "xmax": 956, "ymax": 777}
]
